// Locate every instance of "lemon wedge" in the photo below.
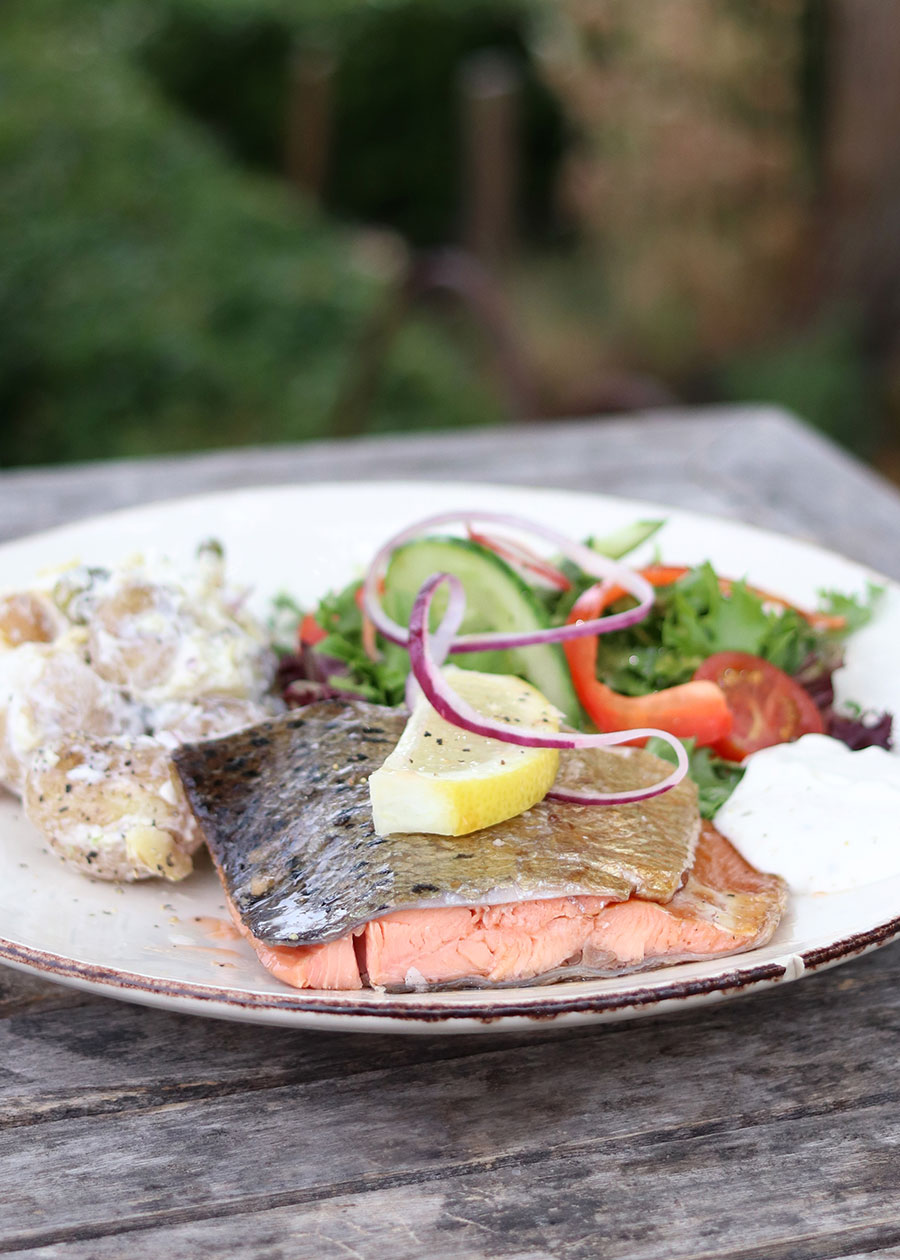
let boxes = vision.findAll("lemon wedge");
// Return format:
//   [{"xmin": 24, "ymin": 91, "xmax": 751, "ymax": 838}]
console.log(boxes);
[{"xmin": 368, "ymin": 666, "xmax": 561, "ymax": 837}]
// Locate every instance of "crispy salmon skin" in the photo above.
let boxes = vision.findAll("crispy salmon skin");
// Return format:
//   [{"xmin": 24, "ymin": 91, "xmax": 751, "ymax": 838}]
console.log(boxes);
[
  {"xmin": 175, "ymin": 701, "xmax": 785, "ymax": 992},
  {"xmin": 173, "ymin": 699, "xmax": 700, "ymax": 945}
]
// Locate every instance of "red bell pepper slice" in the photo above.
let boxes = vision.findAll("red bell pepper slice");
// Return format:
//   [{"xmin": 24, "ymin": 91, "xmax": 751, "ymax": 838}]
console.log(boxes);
[
  {"xmin": 298, "ymin": 613, "xmax": 327, "ymax": 648},
  {"xmin": 564, "ymin": 574, "xmax": 733, "ymax": 746},
  {"xmin": 354, "ymin": 580, "xmax": 382, "ymax": 662},
  {"xmin": 562, "ymin": 560, "xmax": 842, "ymax": 744}
]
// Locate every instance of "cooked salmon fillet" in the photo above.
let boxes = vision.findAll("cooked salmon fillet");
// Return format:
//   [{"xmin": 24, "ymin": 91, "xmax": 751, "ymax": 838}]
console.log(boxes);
[
  {"xmin": 576, "ymin": 821, "xmax": 787, "ymax": 975},
  {"xmin": 236, "ymin": 823, "xmax": 786, "ymax": 991},
  {"xmin": 363, "ymin": 894, "xmax": 614, "ymax": 987},
  {"xmin": 251, "ymin": 934, "xmax": 364, "ymax": 991},
  {"xmin": 173, "ymin": 701, "xmax": 700, "ymax": 946},
  {"xmin": 175, "ymin": 701, "xmax": 785, "ymax": 992}
]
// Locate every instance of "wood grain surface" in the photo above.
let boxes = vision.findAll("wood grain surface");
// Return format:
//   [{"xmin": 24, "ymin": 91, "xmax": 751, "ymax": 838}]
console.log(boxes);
[{"xmin": 1, "ymin": 406, "xmax": 899, "ymax": 1260}]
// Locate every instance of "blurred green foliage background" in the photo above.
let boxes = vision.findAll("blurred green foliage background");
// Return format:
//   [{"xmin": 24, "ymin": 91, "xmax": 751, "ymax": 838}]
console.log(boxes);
[
  {"xmin": 1, "ymin": 0, "xmax": 893, "ymax": 469},
  {"xmin": 140, "ymin": 0, "xmax": 567, "ymax": 246},
  {"xmin": 1, "ymin": 0, "xmax": 519, "ymax": 467}
]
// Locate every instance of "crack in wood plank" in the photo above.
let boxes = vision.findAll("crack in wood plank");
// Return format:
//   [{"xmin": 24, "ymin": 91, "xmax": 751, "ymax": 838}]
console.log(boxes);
[
  {"xmin": 0, "ymin": 1147, "xmax": 560, "ymax": 1254},
  {"xmin": 2, "ymin": 1089, "xmax": 899, "ymax": 1254},
  {"xmin": 675, "ymin": 1221, "xmax": 900, "ymax": 1260}
]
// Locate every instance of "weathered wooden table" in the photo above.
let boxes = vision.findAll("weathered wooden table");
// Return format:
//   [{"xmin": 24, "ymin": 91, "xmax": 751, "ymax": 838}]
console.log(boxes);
[{"xmin": 2, "ymin": 406, "xmax": 900, "ymax": 1259}]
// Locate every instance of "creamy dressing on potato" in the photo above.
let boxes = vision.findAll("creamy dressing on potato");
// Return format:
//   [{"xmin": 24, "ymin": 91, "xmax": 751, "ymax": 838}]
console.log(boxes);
[
  {"xmin": 0, "ymin": 546, "xmax": 278, "ymax": 881},
  {"xmin": 0, "ymin": 638, "xmax": 140, "ymax": 793},
  {"xmin": 73, "ymin": 551, "xmax": 272, "ymax": 710}
]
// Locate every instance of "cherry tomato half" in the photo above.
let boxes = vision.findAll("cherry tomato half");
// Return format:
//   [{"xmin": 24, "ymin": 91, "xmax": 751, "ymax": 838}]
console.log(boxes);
[{"xmin": 693, "ymin": 651, "xmax": 825, "ymax": 761}]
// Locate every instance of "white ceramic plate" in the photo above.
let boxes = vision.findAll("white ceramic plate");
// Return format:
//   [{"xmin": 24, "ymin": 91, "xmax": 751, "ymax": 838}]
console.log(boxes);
[{"xmin": 1, "ymin": 481, "xmax": 898, "ymax": 1035}]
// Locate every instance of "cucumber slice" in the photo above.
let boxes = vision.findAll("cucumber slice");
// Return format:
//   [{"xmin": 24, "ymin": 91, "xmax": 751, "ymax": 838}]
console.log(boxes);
[
  {"xmin": 383, "ymin": 536, "xmax": 582, "ymax": 726},
  {"xmin": 587, "ymin": 519, "xmax": 664, "ymax": 560}
]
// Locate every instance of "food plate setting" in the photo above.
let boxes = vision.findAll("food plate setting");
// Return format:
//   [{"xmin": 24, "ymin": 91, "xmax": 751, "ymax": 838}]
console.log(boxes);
[{"xmin": 1, "ymin": 480, "xmax": 898, "ymax": 1035}]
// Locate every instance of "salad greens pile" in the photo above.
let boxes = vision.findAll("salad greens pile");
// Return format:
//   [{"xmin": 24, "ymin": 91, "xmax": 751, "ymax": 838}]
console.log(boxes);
[
  {"xmin": 271, "ymin": 585, "xmax": 410, "ymax": 706},
  {"xmin": 271, "ymin": 524, "xmax": 885, "ymax": 819},
  {"xmin": 316, "ymin": 584, "xmax": 410, "ymax": 706},
  {"xmin": 555, "ymin": 564, "xmax": 878, "ymax": 698},
  {"xmin": 275, "ymin": 562, "xmax": 877, "ymax": 709}
]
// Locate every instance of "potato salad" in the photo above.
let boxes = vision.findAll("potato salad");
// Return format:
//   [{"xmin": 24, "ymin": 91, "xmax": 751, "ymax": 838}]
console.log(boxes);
[{"xmin": 0, "ymin": 545, "xmax": 277, "ymax": 882}]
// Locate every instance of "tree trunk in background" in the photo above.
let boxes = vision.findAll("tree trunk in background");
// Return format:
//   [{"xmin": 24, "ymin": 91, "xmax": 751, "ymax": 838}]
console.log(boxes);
[
  {"xmin": 285, "ymin": 47, "xmax": 334, "ymax": 202},
  {"xmin": 460, "ymin": 52, "xmax": 521, "ymax": 263},
  {"xmin": 823, "ymin": 0, "xmax": 900, "ymax": 351}
]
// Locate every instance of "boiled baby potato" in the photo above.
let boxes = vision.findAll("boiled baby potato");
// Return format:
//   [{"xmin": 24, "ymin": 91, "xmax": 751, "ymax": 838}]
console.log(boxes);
[
  {"xmin": 80, "ymin": 558, "xmax": 274, "ymax": 707},
  {"xmin": 0, "ymin": 641, "xmax": 140, "ymax": 795},
  {"xmin": 86, "ymin": 581, "xmax": 180, "ymax": 695},
  {"xmin": 151, "ymin": 696, "xmax": 275, "ymax": 746},
  {"xmin": 24, "ymin": 736, "xmax": 202, "ymax": 882},
  {"xmin": 0, "ymin": 592, "xmax": 62, "ymax": 650}
]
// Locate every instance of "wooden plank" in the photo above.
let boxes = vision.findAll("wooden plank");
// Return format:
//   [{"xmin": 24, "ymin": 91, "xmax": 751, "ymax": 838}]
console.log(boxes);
[
  {"xmin": 11, "ymin": 1148, "xmax": 900, "ymax": 1260},
  {"xmin": 1, "ymin": 408, "xmax": 900, "ymax": 1257},
  {"xmin": 0, "ymin": 407, "xmax": 868, "ymax": 547},
  {"xmin": 0, "ymin": 999, "xmax": 535, "ymax": 1128},
  {"xmin": 1, "ymin": 945, "xmax": 899, "ymax": 1252},
  {"xmin": 2, "ymin": 407, "xmax": 898, "ymax": 576},
  {"xmin": 5, "ymin": 1067, "xmax": 900, "ymax": 1257},
  {"xmin": 704, "ymin": 412, "xmax": 900, "ymax": 578}
]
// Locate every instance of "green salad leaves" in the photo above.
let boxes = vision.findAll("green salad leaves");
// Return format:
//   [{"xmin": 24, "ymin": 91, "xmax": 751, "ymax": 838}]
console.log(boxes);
[
  {"xmin": 543, "ymin": 563, "xmax": 879, "ymax": 698},
  {"xmin": 646, "ymin": 737, "xmax": 745, "ymax": 820},
  {"xmin": 314, "ymin": 583, "xmax": 410, "ymax": 706},
  {"xmin": 272, "ymin": 529, "xmax": 882, "ymax": 820}
]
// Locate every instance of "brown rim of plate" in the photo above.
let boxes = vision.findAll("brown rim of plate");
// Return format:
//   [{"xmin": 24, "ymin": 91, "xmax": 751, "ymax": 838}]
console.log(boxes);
[{"xmin": 1, "ymin": 914, "xmax": 899, "ymax": 1025}]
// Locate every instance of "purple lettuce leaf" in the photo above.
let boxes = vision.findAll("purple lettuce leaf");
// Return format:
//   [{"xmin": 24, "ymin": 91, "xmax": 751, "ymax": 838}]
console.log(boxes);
[{"xmin": 794, "ymin": 650, "xmax": 893, "ymax": 751}]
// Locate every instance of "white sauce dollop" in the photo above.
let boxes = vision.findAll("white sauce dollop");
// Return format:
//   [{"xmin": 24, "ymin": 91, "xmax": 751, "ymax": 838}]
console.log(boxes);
[{"xmin": 714, "ymin": 734, "xmax": 900, "ymax": 895}]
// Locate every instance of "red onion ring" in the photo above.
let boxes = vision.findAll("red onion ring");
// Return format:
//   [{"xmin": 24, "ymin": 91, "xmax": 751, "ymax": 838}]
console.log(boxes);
[
  {"xmin": 404, "ymin": 567, "xmax": 467, "ymax": 711},
  {"xmin": 408, "ymin": 574, "xmax": 688, "ymax": 806},
  {"xmin": 361, "ymin": 510, "xmax": 654, "ymax": 654}
]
